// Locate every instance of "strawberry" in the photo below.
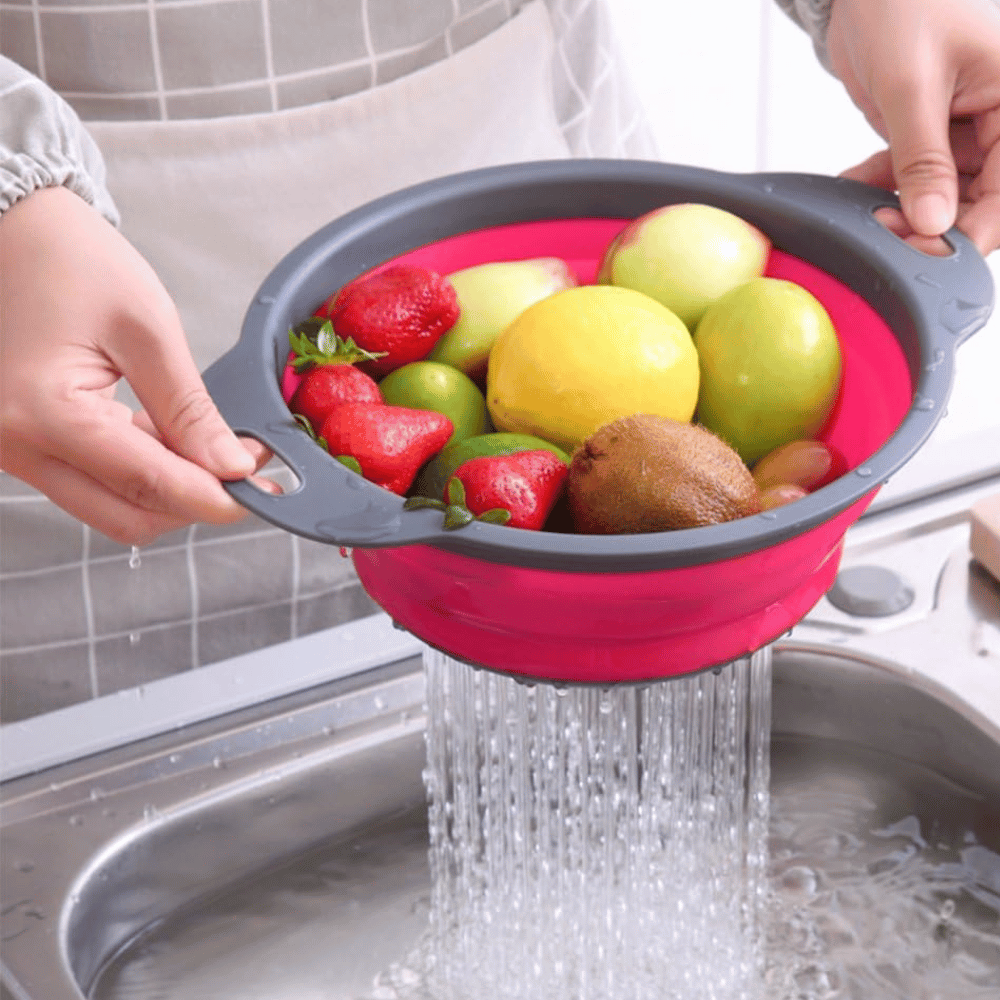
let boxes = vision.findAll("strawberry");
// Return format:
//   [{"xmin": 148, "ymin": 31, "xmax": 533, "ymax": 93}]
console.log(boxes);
[
  {"xmin": 319, "ymin": 402, "xmax": 453, "ymax": 496},
  {"xmin": 405, "ymin": 450, "xmax": 568, "ymax": 531},
  {"xmin": 315, "ymin": 264, "xmax": 460, "ymax": 380},
  {"xmin": 287, "ymin": 320, "xmax": 384, "ymax": 430}
]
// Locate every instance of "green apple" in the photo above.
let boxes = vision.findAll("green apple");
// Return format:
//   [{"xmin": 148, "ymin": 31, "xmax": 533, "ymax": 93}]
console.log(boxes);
[
  {"xmin": 598, "ymin": 203, "xmax": 771, "ymax": 329},
  {"xmin": 377, "ymin": 361, "xmax": 491, "ymax": 447},
  {"xmin": 693, "ymin": 277, "xmax": 842, "ymax": 466},
  {"xmin": 428, "ymin": 258, "xmax": 576, "ymax": 386}
]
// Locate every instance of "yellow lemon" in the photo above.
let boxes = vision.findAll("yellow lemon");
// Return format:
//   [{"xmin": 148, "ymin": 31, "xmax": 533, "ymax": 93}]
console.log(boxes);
[{"xmin": 487, "ymin": 285, "xmax": 699, "ymax": 452}]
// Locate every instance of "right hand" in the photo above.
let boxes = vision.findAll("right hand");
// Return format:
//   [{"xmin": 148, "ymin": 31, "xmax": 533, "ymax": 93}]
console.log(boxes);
[
  {"xmin": 0, "ymin": 185, "xmax": 270, "ymax": 545},
  {"xmin": 827, "ymin": 0, "xmax": 1000, "ymax": 257}
]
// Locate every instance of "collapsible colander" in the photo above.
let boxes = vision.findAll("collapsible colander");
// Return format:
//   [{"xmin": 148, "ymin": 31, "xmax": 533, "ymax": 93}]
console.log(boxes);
[{"xmin": 202, "ymin": 160, "xmax": 993, "ymax": 684}]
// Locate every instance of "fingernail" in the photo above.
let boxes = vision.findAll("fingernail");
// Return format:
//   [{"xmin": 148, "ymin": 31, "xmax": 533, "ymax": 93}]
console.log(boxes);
[
  {"xmin": 910, "ymin": 192, "xmax": 953, "ymax": 236},
  {"xmin": 211, "ymin": 435, "xmax": 256, "ymax": 478}
]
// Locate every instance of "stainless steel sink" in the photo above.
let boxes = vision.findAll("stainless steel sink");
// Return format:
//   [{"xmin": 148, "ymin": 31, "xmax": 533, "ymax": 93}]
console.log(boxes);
[{"xmin": 2, "ymin": 641, "xmax": 999, "ymax": 999}]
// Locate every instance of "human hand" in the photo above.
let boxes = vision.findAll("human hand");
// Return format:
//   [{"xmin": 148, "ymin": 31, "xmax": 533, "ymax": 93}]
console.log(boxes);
[
  {"xmin": 826, "ymin": 0, "xmax": 1000, "ymax": 256},
  {"xmin": 0, "ymin": 186, "xmax": 271, "ymax": 545}
]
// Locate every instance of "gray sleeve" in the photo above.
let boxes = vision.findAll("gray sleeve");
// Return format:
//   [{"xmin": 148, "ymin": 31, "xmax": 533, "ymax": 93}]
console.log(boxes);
[
  {"xmin": 773, "ymin": 0, "xmax": 834, "ymax": 72},
  {"xmin": 0, "ymin": 57, "xmax": 119, "ymax": 225}
]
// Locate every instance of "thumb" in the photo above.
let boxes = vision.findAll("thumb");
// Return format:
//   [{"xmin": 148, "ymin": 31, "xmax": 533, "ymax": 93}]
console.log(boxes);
[{"xmin": 883, "ymin": 79, "xmax": 959, "ymax": 237}]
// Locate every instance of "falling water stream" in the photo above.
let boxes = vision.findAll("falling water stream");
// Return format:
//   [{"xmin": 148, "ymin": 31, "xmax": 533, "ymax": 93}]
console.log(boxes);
[{"xmin": 414, "ymin": 647, "xmax": 772, "ymax": 1000}]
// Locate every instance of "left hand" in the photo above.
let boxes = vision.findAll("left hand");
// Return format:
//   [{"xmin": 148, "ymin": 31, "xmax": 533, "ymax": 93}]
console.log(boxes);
[{"xmin": 826, "ymin": 0, "xmax": 1000, "ymax": 256}]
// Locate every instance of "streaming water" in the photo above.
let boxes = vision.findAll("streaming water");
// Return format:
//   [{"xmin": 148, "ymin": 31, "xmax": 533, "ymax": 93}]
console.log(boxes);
[{"xmin": 417, "ymin": 647, "xmax": 772, "ymax": 1000}]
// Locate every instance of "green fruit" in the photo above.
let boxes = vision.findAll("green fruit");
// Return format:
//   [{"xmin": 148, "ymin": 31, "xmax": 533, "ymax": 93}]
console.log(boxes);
[
  {"xmin": 694, "ymin": 277, "xmax": 842, "ymax": 466},
  {"xmin": 378, "ymin": 361, "xmax": 490, "ymax": 447},
  {"xmin": 428, "ymin": 258, "xmax": 576, "ymax": 386},
  {"xmin": 599, "ymin": 203, "xmax": 771, "ymax": 329},
  {"xmin": 411, "ymin": 432, "xmax": 570, "ymax": 501}
]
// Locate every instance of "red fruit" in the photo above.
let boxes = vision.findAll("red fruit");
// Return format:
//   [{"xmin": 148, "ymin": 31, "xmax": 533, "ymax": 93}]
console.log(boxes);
[
  {"xmin": 447, "ymin": 450, "xmax": 569, "ymax": 531},
  {"xmin": 315, "ymin": 265, "xmax": 460, "ymax": 379},
  {"xmin": 320, "ymin": 402, "xmax": 453, "ymax": 495},
  {"xmin": 289, "ymin": 365, "xmax": 382, "ymax": 429},
  {"xmin": 286, "ymin": 319, "xmax": 387, "ymax": 428}
]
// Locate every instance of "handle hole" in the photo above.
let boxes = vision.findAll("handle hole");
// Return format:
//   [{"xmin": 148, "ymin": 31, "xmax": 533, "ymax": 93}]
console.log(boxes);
[
  {"xmin": 873, "ymin": 207, "xmax": 955, "ymax": 258},
  {"xmin": 237, "ymin": 434, "xmax": 303, "ymax": 496}
]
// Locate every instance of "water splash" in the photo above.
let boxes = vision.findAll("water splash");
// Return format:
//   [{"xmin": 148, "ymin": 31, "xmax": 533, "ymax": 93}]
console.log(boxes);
[
  {"xmin": 421, "ymin": 648, "xmax": 773, "ymax": 1000},
  {"xmin": 129, "ymin": 546, "xmax": 142, "ymax": 569}
]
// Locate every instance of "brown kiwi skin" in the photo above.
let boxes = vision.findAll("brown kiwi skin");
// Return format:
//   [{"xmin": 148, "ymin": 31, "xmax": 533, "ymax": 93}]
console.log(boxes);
[{"xmin": 567, "ymin": 413, "xmax": 761, "ymax": 535}]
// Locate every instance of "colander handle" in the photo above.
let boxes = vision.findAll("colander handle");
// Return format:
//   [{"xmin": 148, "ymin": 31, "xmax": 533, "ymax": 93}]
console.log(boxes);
[
  {"xmin": 742, "ymin": 172, "xmax": 994, "ymax": 347},
  {"xmin": 202, "ymin": 344, "xmax": 453, "ymax": 547}
]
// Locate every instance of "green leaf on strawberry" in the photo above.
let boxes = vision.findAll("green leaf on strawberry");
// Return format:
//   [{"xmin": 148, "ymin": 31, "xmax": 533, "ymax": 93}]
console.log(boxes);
[
  {"xmin": 293, "ymin": 412, "xmax": 328, "ymax": 451},
  {"xmin": 289, "ymin": 319, "xmax": 388, "ymax": 373},
  {"xmin": 333, "ymin": 454, "xmax": 363, "ymax": 475}
]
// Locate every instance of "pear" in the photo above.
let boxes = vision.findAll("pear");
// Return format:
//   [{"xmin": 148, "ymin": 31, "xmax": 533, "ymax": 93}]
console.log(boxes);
[{"xmin": 428, "ymin": 258, "xmax": 576, "ymax": 386}]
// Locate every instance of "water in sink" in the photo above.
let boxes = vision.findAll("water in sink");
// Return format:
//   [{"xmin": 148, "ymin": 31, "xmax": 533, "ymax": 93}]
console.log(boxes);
[{"xmin": 89, "ymin": 661, "xmax": 1000, "ymax": 1000}]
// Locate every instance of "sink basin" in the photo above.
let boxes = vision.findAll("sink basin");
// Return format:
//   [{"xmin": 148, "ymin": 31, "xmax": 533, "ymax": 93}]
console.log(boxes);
[{"xmin": 2, "ymin": 644, "xmax": 999, "ymax": 999}]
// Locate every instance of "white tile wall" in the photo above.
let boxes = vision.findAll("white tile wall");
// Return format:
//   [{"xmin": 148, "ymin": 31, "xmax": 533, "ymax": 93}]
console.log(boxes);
[{"xmin": 609, "ymin": 0, "xmax": 999, "ymax": 455}]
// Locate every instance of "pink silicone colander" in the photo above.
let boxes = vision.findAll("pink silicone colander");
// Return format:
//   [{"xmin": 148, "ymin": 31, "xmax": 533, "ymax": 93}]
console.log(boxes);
[{"xmin": 203, "ymin": 160, "xmax": 993, "ymax": 684}]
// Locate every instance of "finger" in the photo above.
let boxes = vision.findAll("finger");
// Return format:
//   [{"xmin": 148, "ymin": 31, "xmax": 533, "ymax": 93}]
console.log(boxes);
[
  {"xmin": 879, "ymin": 70, "xmax": 959, "ymax": 236},
  {"xmin": 108, "ymin": 311, "xmax": 256, "ymax": 482},
  {"xmin": 7, "ymin": 448, "xmax": 203, "ymax": 546},
  {"xmin": 841, "ymin": 149, "xmax": 897, "ymax": 191},
  {"xmin": 872, "ymin": 207, "xmax": 952, "ymax": 256},
  {"xmin": 45, "ymin": 401, "xmax": 256, "ymax": 524},
  {"xmin": 132, "ymin": 409, "xmax": 273, "ymax": 471},
  {"xmin": 957, "ymin": 121, "xmax": 1000, "ymax": 255}
]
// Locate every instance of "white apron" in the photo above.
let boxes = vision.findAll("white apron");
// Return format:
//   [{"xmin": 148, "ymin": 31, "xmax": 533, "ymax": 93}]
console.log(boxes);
[{"xmin": 87, "ymin": 1, "xmax": 571, "ymax": 375}]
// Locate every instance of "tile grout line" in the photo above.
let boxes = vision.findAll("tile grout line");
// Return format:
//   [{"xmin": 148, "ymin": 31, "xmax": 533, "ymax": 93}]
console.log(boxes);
[
  {"xmin": 185, "ymin": 524, "xmax": 200, "ymax": 670},
  {"xmin": 145, "ymin": 0, "xmax": 168, "ymax": 120},
  {"xmin": 81, "ymin": 526, "xmax": 100, "ymax": 698},
  {"xmin": 259, "ymin": 0, "xmax": 279, "ymax": 112}
]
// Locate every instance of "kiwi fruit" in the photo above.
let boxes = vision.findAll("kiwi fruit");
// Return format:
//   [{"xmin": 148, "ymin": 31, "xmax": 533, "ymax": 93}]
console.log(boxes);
[{"xmin": 567, "ymin": 413, "xmax": 760, "ymax": 534}]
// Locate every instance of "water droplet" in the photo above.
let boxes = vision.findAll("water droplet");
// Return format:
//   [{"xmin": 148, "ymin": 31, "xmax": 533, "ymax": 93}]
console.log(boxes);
[
  {"xmin": 143, "ymin": 805, "xmax": 158, "ymax": 820},
  {"xmin": 923, "ymin": 348, "xmax": 946, "ymax": 372},
  {"xmin": 169, "ymin": 753, "xmax": 182, "ymax": 764},
  {"xmin": 939, "ymin": 898, "xmax": 956, "ymax": 921},
  {"xmin": 69, "ymin": 814, "xmax": 84, "ymax": 827},
  {"xmin": 760, "ymin": 510, "xmax": 778, "ymax": 521},
  {"xmin": 135, "ymin": 685, "xmax": 145, "ymax": 698},
  {"xmin": 212, "ymin": 756, "xmax": 224, "ymax": 769},
  {"xmin": 89, "ymin": 787, "xmax": 105, "ymax": 801},
  {"xmin": 915, "ymin": 273, "xmax": 942, "ymax": 288},
  {"xmin": 129, "ymin": 545, "xmax": 141, "ymax": 569},
  {"xmin": 856, "ymin": 466, "xmax": 873, "ymax": 478},
  {"xmin": 762, "ymin": 182, "xmax": 775, "ymax": 194},
  {"xmin": 15, "ymin": 861, "xmax": 35, "ymax": 873},
  {"xmin": 24, "ymin": 908, "xmax": 44, "ymax": 920},
  {"xmin": 374, "ymin": 695, "xmax": 387, "ymax": 710},
  {"xmin": 129, "ymin": 631, "xmax": 141, "ymax": 646},
  {"xmin": 257, "ymin": 294, "xmax": 275, "ymax": 305},
  {"xmin": 914, "ymin": 396, "xmax": 935, "ymax": 411},
  {"xmin": 321, "ymin": 725, "xmax": 333, "ymax": 736}
]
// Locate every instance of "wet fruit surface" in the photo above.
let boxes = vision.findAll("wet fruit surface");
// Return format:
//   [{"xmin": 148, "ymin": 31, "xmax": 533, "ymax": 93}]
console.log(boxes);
[
  {"xmin": 378, "ymin": 361, "xmax": 490, "ymax": 447},
  {"xmin": 694, "ymin": 277, "xmax": 842, "ymax": 466},
  {"xmin": 487, "ymin": 285, "xmax": 700, "ymax": 453}
]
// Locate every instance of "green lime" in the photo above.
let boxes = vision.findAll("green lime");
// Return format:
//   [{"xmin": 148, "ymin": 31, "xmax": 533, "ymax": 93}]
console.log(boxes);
[
  {"xmin": 411, "ymin": 431, "xmax": 571, "ymax": 501},
  {"xmin": 378, "ymin": 361, "xmax": 491, "ymax": 447}
]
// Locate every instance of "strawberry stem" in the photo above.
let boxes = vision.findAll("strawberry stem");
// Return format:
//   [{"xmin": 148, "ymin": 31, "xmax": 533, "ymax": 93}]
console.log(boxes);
[{"xmin": 289, "ymin": 318, "xmax": 388, "ymax": 372}]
